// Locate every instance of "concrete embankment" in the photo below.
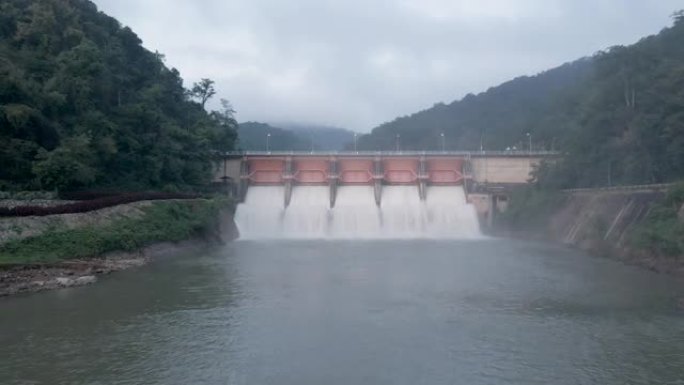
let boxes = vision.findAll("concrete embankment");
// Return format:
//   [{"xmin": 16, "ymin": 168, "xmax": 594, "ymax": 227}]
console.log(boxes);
[
  {"xmin": 0, "ymin": 198, "xmax": 238, "ymax": 296},
  {"xmin": 494, "ymin": 186, "xmax": 684, "ymax": 276}
]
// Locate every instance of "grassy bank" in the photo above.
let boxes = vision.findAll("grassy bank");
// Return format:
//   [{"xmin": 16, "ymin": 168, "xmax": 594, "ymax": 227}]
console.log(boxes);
[
  {"xmin": 0, "ymin": 199, "xmax": 231, "ymax": 265},
  {"xmin": 632, "ymin": 184, "xmax": 684, "ymax": 258}
]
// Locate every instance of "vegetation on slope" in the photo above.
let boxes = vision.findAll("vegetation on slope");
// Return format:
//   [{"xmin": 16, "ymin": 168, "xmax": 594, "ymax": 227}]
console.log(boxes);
[
  {"xmin": 497, "ymin": 187, "xmax": 564, "ymax": 232},
  {"xmin": 0, "ymin": 0, "xmax": 237, "ymax": 192},
  {"xmin": 282, "ymin": 124, "xmax": 355, "ymax": 151},
  {"xmin": 360, "ymin": 12, "xmax": 684, "ymax": 189},
  {"xmin": 0, "ymin": 199, "xmax": 229, "ymax": 264},
  {"xmin": 238, "ymin": 121, "xmax": 355, "ymax": 151},
  {"xmin": 633, "ymin": 184, "xmax": 684, "ymax": 257},
  {"xmin": 359, "ymin": 60, "xmax": 591, "ymax": 153},
  {"xmin": 238, "ymin": 122, "xmax": 308, "ymax": 151}
]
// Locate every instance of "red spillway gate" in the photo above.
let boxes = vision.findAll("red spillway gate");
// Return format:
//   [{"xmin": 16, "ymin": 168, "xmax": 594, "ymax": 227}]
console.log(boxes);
[
  {"xmin": 246, "ymin": 158, "xmax": 285, "ymax": 184},
  {"xmin": 383, "ymin": 158, "xmax": 418, "ymax": 184},
  {"xmin": 293, "ymin": 157, "xmax": 329, "ymax": 184},
  {"xmin": 243, "ymin": 155, "xmax": 465, "ymax": 186},
  {"xmin": 338, "ymin": 158, "xmax": 374, "ymax": 184},
  {"xmin": 427, "ymin": 158, "xmax": 464, "ymax": 184}
]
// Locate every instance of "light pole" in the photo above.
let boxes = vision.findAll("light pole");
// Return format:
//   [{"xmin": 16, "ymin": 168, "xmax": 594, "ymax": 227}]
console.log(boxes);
[
  {"xmin": 266, "ymin": 133, "xmax": 271, "ymax": 153},
  {"xmin": 440, "ymin": 132, "xmax": 445, "ymax": 152},
  {"xmin": 480, "ymin": 129, "xmax": 484, "ymax": 153},
  {"xmin": 395, "ymin": 134, "xmax": 400, "ymax": 152},
  {"xmin": 526, "ymin": 132, "xmax": 532, "ymax": 153},
  {"xmin": 353, "ymin": 133, "xmax": 358, "ymax": 153}
]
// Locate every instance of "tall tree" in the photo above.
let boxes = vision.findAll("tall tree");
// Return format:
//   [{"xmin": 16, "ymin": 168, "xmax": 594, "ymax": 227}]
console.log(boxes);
[{"xmin": 190, "ymin": 78, "xmax": 216, "ymax": 109}]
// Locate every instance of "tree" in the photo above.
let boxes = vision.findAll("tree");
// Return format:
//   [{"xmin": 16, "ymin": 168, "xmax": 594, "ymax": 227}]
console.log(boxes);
[
  {"xmin": 0, "ymin": 0, "xmax": 237, "ymax": 191},
  {"xmin": 190, "ymin": 78, "xmax": 216, "ymax": 108},
  {"xmin": 209, "ymin": 99, "xmax": 238, "ymax": 151},
  {"xmin": 32, "ymin": 135, "xmax": 97, "ymax": 190}
]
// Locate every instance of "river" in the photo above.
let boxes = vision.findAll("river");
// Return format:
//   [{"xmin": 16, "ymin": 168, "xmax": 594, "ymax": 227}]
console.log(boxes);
[{"xmin": 2, "ymin": 239, "xmax": 684, "ymax": 384}]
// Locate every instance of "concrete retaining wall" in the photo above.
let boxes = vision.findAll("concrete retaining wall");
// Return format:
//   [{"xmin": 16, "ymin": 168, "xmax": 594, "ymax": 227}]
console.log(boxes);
[
  {"xmin": 496, "ymin": 188, "xmax": 684, "ymax": 275},
  {"xmin": 549, "ymin": 190, "xmax": 664, "ymax": 251}
]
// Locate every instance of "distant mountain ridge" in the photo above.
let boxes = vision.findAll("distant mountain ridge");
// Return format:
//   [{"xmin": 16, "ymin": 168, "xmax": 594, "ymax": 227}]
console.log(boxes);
[
  {"xmin": 359, "ymin": 13, "xmax": 684, "ymax": 188},
  {"xmin": 358, "ymin": 59, "xmax": 593, "ymax": 152},
  {"xmin": 238, "ymin": 122, "xmax": 355, "ymax": 151}
]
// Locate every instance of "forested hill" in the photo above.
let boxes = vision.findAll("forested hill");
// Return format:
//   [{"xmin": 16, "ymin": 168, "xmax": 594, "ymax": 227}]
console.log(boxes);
[
  {"xmin": 279, "ymin": 124, "xmax": 355, "ymax": 151},
  {"xmin": 359, "ymin": 13, "xmax": 684, "ymax": 188},
  {"xmin": 238, "ymin": 122, "xmax": 307, "ymax": 151},
  {"xmin": 238, "ymin": 122, "xmax": 354, "ymax": 151},
  {"xmin": 0, "ymin": 0, "xmax": 237, "ymax": 192},
  {"xmin": 359, "ymin": 59, "xmax": 592, "ymax": 152}
]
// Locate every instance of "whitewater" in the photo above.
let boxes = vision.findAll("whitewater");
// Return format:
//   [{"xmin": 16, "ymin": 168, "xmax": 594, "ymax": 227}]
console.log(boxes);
[{"xmin": 234, "ymin": 185, "xmax": 481, "ymax": 239}]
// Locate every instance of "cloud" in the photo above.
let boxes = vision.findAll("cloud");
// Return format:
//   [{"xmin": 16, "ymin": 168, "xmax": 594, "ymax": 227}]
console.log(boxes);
[{"xmin": 93, "ymin": 0, "xmax": 680, "ymax": 131}]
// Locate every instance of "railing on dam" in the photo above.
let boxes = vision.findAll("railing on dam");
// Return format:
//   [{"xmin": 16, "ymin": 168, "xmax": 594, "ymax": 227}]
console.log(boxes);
[
  {"xmin": 222, "ymin": 150, "xmax": 561, "ymax": 158},
  {"xmin": 563, "ymin": 183, "xmax": 676, "ymax": 193}
]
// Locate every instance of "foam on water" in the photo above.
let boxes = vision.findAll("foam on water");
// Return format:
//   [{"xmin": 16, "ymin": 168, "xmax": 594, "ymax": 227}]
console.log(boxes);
[{"xmin": 234, "ymin": 185, "xmax": 481, "ymax": 239}]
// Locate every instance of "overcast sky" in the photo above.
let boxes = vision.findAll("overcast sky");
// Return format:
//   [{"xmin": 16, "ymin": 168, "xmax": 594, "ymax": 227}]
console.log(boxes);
[{"xmin": 93, "ymin": 0, "xmax": 680, "ymax": 132}]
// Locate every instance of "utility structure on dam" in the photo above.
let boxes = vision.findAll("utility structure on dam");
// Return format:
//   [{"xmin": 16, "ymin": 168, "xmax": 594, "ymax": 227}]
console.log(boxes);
[{"xmin": 215, "ymin": 151, "xmax": 559, "ymax": 225}]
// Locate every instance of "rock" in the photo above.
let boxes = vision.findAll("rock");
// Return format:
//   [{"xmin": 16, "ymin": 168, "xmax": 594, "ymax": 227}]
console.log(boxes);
[
  {"xmin": 54, "ymin": 275, "xmax": 96, "ymax": 288},
  {"xmin": 55, "ymin": 277, "xmax": 74, "ymax": 287},
  {"xmin": 74, "ymin": 275, "xmax": 97, "ymax": 285}
]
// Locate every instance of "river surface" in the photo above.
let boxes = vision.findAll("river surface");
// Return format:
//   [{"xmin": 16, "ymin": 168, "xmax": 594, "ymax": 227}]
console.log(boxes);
[{"xmin": 2, "ymin": 240, "xmax": 684, "ymax": 384}]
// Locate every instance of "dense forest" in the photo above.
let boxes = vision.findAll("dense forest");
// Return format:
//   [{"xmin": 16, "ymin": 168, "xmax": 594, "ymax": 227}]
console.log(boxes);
[
  {"xmin": 359, "ymin": 12, "xmax": 684, "ymax": 188},
  {"xmin": 0, "ymin": 0, "xmax": 237, "ymax": 192},
  {"xmin": 238, "ymin": 122, "xmax": 354, "ymax": 151},
  {"xmin": 238, "ymin": 122, "xmax": 307, "ymax": 152}
]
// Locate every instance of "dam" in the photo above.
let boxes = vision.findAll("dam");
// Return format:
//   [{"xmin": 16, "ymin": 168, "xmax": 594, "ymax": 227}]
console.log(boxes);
[{"xmin": 226, "ymin": 151, "xmax": 555, "ymax": 239}]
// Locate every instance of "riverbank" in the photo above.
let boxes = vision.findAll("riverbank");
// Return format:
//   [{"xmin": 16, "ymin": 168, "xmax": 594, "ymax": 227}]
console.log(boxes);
[
  {"xmin": 0, "ymin": 198, "xmax": 238, "ymax": 296},
  {"xmin": 0, "ymin": 240, "xmax": 213, "ymax": 296},
  {"xmin": 493, "ymin": 185, "xmax": 684, "ymax": 277},
  {"xmin": 492, "ymin": 228, "xmax": 684, "ymax": 276}
]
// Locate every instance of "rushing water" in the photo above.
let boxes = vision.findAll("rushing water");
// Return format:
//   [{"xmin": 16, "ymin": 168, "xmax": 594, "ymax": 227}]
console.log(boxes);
[
  {"xmin": 235, "ymin": 185, "xmax": 481, "ymax": 239},
  {"xmin": 2, "ymin": 240, "xmax": 684, "ymax": 384}
]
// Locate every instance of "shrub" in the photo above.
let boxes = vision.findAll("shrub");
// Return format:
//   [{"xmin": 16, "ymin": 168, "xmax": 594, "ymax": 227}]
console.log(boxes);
[
  {"xmin": 631, "ymin": 184, "xmax": 684, "ymax": 257},
  {"xmin": 498, "ymin": 186, "xmax": 563, "ymax": 230},
  {"xmin": 0, "ymin": 199, "xmax": 228, "ymax": 264}
]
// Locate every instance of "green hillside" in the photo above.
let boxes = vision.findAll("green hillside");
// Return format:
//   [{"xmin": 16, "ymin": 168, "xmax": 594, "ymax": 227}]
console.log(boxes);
[
  {"xmin": 0, "ymin": 0, "xmax": 237, "ymax": 192},
  {"xmin": 238, "ymin": 122, "xmax": 354, "ymax": 151},
  {"xmin": 359, "ymin": 13, "xmax": 684, "ymax": 188},
  {"xmin": 238, "ymin": 122, "xmax": 307, "ymax": 151},
  {"xmin": 280, "ymin": 124, "xmax": 355, "ymax": 151}
]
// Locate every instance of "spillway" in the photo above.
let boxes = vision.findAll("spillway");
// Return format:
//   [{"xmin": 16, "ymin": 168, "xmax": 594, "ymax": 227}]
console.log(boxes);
[{"xmin": 234, "ymin": 185, "xmax": 482, "ymax": 239}]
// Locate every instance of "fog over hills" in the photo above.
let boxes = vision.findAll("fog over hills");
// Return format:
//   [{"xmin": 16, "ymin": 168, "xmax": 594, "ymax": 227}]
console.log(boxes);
[{"xmin": 237, "ymin": 122, "xmax": 355, "ymax": 151}]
